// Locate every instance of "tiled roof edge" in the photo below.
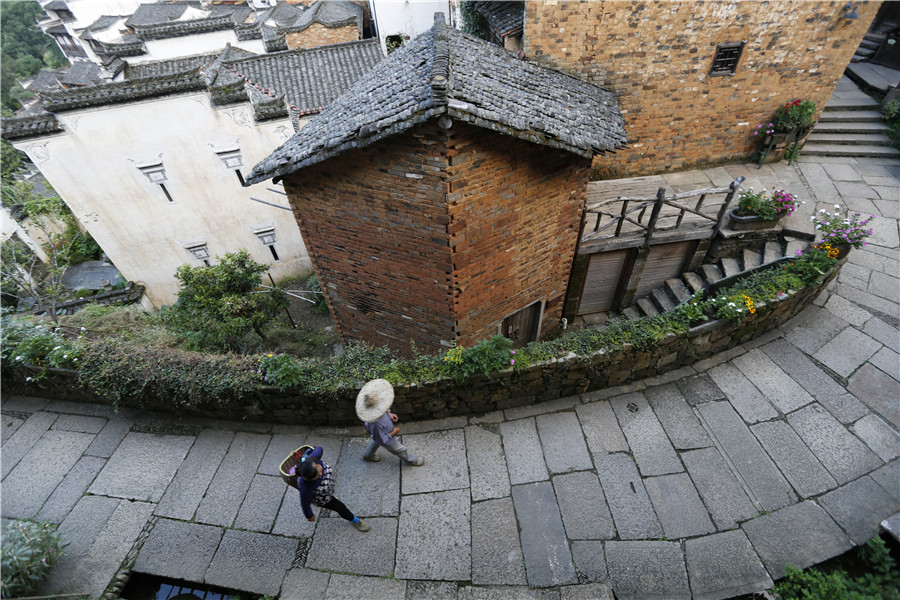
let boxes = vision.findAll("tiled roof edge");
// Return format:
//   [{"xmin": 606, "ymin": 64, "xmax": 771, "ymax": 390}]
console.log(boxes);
[
  {"xmin": 134, "ymin": 15, "xmax": 236, "ymax": 41},
  {"xmin": 102, "ymin": 40, "xmax": 146, "ymax": 57},
  {"xmin": 430, "ymin": 13, "xmax": 449, "ymax": 105},
  {"xmin": 1, "ymin": 114, "xmax": 64, "ymax": 140},
  {"xmin": 42, "ymin": 72, "xmax": 206, "ymax": 112}
]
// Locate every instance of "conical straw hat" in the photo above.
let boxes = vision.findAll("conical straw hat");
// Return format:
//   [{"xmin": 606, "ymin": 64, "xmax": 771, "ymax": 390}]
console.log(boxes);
[{"xmin": 356, "ymin": 379, "xmax": 394, "ymax": 423}]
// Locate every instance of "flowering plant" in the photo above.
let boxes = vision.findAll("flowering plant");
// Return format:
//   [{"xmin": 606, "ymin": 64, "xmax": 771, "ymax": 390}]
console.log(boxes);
[
  {"xmin": 736, "ymin": 187, "xmax": 800, "ymax": 220},
  {"xmin": 772, "ymin": 99, "xmax": 817, "ymax": 133},
  {"xmin": 811, "ymin": 205, "xmax": 876, "ymax": 249},
  {"xmin": 752, "ymin": 122, "xmax": 775, "ymax": 137}
]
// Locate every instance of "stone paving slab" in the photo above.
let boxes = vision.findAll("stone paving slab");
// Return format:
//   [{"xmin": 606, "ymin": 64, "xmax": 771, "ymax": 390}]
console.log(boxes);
[
  {"xmin": 536, "ymin": 412, "xmax": 593, "ymax": 474},
  {"xmin": 1, "ymin": 430, "xmax": 94, "ymax": 519},
  {"xmin": 742, "ymin": 501, "xmax": 852, "ymax": 580},
  {"xmin": 195, "ymin": 432, "xmax": 269, "ymax": 527},
  {"xmin": 813, "ymin": 326, "xmax": 883, "ymax": 378},
  {"xmin": 272, "ymin": 490, "xmax": 316, "ymax": 538},
  {"xmin": 570, "ymin": 540, "xmax": 607, "ymax": 583},
  {"xmin": 458, "ymin": 586, "xmax": 560, "ymax": 600},
  {"xmin": 323, "ymin": 574, "xmax": 406, "ymax": 599},
  {"xmin": 205, "ymin": 529, "xmax": 298, "ymax": 596},
  {"xmin": 465, "ymin": 424, "xmax": 511, "ymax": 501},
  {"xmin": 2, "ymin": 395, "xmax": 51, "ymax": 412},
  {"xmin": 401, "ymin": 429, "xmax": 469, "ymax": 494},
  {"xmin": 643, "ymin": 384, "xmax": 711, "ymax": 449},
  {"xmin": 51, "ymin": 413, "xmax": 106, "ymax": 434},
  {"xmin": 89, "ymin": 431, "xmax": 195, "ymax": 503},
  {"xmin": 760, "ymin": 338, "xmax": 869, "ymax": 423},
  {"xmin": 574, "ymin": 401, "xmax": 628, "ymax": 457},
  {"xmin": 870, "ymin": 460, "xmax": 900, "ymax": 502},
  {"xmin": 848, "ymin": 363, "xmax": 900, "ymax": 428},
  {"xmin": 605, "ymin": 541, "xmax": 690, "ymax": 600},
  {"xmin": 501, "ymin": 418, "xmax": 549, "ymax": 485},
  {"xmin": 280, "ymin": 568, "xmax": 330, "ymax": 600},
  {"xmin": 505, "ymin": 397, "xmax": 579, "ymax": 421},
  {"xmin": 706, "ymin": 364, "xmax": 778, "ymax": 424},
  {"xmin": 595, "ymin": 453, "xmax": 663, "ymax": 540},
  {"xmin": 685, "ymin": 530, "xmax": 773, "ymax": 600},
  {"xmin": 644, "ymin": 473, "xmax": 715, "ymax": 539},
  {"xmin": 818, "ymin": 477, "xmax": 900, "ymax": 545},
  {"xmin": 234, "ymin": 474, "xmax": 287, "ymax": 532},
  {"xmin": 824, "ymin": 294, "xmax": 873, "ymax": 327},
  {"xmin": 787, "ymin": 403, "xmax": 883, "ymax": 485},
  {"xmin": 306, "ymin": 516, "xmax": 397, "ymax": 576},
  {"xmin": 471, "ymin": 497, "xmax": 527, "ymax": 585},
  {"xmin": 862, "ymin": 316, "xmax": 900, "ymax": 347},
  {"xmin": 750, "ymin": 420, "xmax": 838, "ymax": 498},
  {"xmin": 1, "ymin": 413, "xmax": 25, "ymax": 443},
  {"xmin": 870, "ymin": 347, "xmax": 900, "ymax": 380},
  {"xmin": 561, "ymin": 583, "xmax": 614, "ymax": 600},
  {"xmin": 85, "ymin": 417, "xmax": 132, "ymax": 458},
  {"xmin": 784, "ymin": 306, "xmax": 851, "ymax": 355},
  {"xmin": 335, "ymin": 437, "xmax": 399, "ymax": 517},
  {"xmin": 675, "ymin": 373, "xmax": 726, "ymax": 405},
  {"xmin": 610, "ymin": 392, "xmax": 682, "ymax": 476},
  {"xmin": 732, "ymin": 349, "xmax": 814, "ymax": 414},
  {"xmin": 36, "ymin": 455, "xmax": 106, "ymax": 523},
  {"xmin": 401, "ymin": 416, "xmax": 468, "ymax": 435},
  {"xmin": 260, "ymin": 433, "xmax": 307, "ymax": 477},
  {"xmin": 697, "ymin": 401, "xmax": 796, "ymax": 511},
  {"xmin": 511, "ymin": 481, "xmax": 577, "ymax": 588},
  {"xmin": 133, "ymin": 518, "xmax": 223, "ymax": 582},
  {"xmin": 553, "ymin": 471, "xmax": 614, "ymax": 540},
  {"xmin": 407, "ymin": 581, "xmax": 458, "ymax": 599},
  {"xmin": 155, "ymin": 428, "xmax": 234, "ymax": 520},
  {"xmin": 56, "ymin": 499, "xmax": 155, "ymax": 600},
  {"xmin": 1, "ymin": 411, "xmax": 57, "ymax": 479},
  {"xmin": 852, "ymin": 414, "xmax": 900, "ymax": 462},
  {"xmin": 396, "ymin": 489, "xmax": 471, "ymax": 581}
]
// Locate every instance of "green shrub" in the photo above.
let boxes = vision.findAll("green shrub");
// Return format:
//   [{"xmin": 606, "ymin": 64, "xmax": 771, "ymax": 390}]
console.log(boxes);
[
  {"xmin": 1, "ymin": 318, "xmax": 84, "ymax": 377},
  {"xmin": 883, "ymin": 99, "xmax": 900, "ymax": 149},
  {"xmin": 305, "ymin": 273, "xmax": 329, "ymax": 315},
  {"xmin": 1, "ymin": 520, "xmax": 66, "ymax": 598},
  {"xmin": 258, "ymin": 352, "xmax": 306, "ymax": 389},
  {"xmin": 774, "ymin": 535, "xmax": 899, "ymax": 600},
  {"xmin": 441, "ymin": 335, "xmax": 515, "ymax": 383},
  {"xmin": 75, "ymin": 288, "xmax": 94, "ymax": 299},
  {"xmin": 785, "ymin": 245, "xmax": 840, "ymax": 286}
]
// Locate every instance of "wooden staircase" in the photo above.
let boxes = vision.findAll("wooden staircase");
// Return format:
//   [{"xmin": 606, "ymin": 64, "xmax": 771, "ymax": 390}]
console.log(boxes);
[{"xmin": 617, "ymin": 235, "xmax": 809, "ymax": 320}]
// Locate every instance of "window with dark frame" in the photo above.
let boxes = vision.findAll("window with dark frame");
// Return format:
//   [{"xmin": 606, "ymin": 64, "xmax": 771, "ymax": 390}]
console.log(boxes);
[
  {"xmin": 254, "ymin": 227, "xmax": 279, "ymax": 262},
  {"xmin": 709, "ymin": 41, "xmax": 745, "ymax": 76},
  {"xmin": 137, "ymin": 162, "xmax": 174, "ymax": 203}
]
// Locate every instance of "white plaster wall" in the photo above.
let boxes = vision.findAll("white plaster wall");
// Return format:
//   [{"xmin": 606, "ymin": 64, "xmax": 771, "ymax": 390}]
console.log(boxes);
[
  {"xmin": 13, "ymin": 92, "xmax": 311, "ymax": 309},
  {"xmin": 134, "ymin": 32, "xmax": 267, "ymax": 64},
  {"xmin": 370, "ymin": 0, "xmax": 450, "ymax": 51},
  {"xmin": 1, "ymin": 206, "xmax": 49, "ymax": 263}
]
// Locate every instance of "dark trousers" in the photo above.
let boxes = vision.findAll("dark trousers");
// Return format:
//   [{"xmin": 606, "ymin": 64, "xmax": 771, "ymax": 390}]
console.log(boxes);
[{"xmin": 321, "ymin": 496, "xmax": 355, "ymax": 521}]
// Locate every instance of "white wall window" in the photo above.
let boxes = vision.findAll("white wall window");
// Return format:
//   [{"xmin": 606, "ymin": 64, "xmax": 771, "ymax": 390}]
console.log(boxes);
[
  {"xmin": 185, "ymin": 243, "xmax": 210, "ymax": 267},
  {"xmin": 215, "ymin": 148, "xmax": 245, "ymax": 186},
  {"xmin": 253, "ymin": 227, "xmax": 279, "ymax": 262},
  {"xmin": 137, "ymin": 162, "xmax": 174, "ymax": 203}
]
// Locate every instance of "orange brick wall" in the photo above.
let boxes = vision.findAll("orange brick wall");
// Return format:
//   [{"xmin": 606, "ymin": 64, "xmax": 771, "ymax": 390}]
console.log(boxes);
[
  {"xmin": 524, "ymin": 0, "xmax": 879, "ymax": 178},
  {"xmin": 285, "ymin": 23, "xmax": 359, "ymax": 50},
  {"xmin": 282, "ymin": 121, "xmax": 590, "ymax": 356}
]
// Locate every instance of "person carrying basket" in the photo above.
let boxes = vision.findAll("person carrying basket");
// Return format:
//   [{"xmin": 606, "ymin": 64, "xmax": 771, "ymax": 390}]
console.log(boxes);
[
  {"xmin": 295, "ymin": 446, "xmax": 369, "ymax": 532},
  {"xmin": 356, "ymin": 379, "xmax": 424, "ymax": 466}
]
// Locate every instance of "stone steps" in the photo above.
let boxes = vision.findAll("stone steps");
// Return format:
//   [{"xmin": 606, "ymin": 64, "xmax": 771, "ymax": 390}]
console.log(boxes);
[
  {"xmin": 802, "ymin": 144, "xmax": 900, "ymax": 159},
  {"xmin": 817, "ymin": 109, "xmax": 885, "ymax": 122},
  {"xmin": 811, "ymin": 121, "xmax": 890, "ymax": 135},
  {"xmin": 620, "ymin": 236, "xmax": 807, "ymax": 322},
  {"xmin": 806, "ymin": 133, "xmax": 892, "ymax": 146}
]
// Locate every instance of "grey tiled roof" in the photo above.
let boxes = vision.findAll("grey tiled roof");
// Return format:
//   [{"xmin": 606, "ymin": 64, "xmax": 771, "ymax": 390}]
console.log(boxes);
[
  {"xmin": 44, "ymin": 1, "xmax": 69, "ymax": 11},
  {"xmin": 245, "ymin": 13, "xmax": 626, "ymax": 185},
  {"xmin": 286, "ymin": 0, "xmax": 361, "ymax": 34},
  {"xmin": 206, "ymin": 39, "xmax": 383, "ymax": 118},
  {"xmin": 125, "ymin": 3, "xmax": 191, "ymax": 27},
  {"xmin": 3, "ymin": 41, "xmax": 383, "ymax": 139},
  {"xmin": 472, "ymin": 1, "xmax": 523, "ymax": 37},
  {"xmin": 80, "ymin": 14, "xmax": 122, "ymax": 35},
  {"xmin": 23, "ymin": 70, "xmax": 64, "ymax": 93},
  {"xmin": 60, "ymin": 61, "xmax": 103, "ymax": 86}
]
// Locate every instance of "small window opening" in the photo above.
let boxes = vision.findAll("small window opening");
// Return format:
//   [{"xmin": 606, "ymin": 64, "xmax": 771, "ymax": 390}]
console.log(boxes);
[
  {"xmin": 159, "ymin": 183, "xmax": 174, "ymax": 203},
  {"xmin": 185, "ymin": 244, "xmax": 210, "ymax": 265},
  {"xmin": 235, "ymin": 170, "xmax": 245, "ymax": 186},
  {"xmin": 268, "ymin": 245, "xmax": 279, "ymax": 261},
  {"xmin": 709, "ymin": 41, "xmax": 745, "ymax": 76},
  {"xmin": 254, "ymin": 227, "xmax": 279, "ymax": 262}
]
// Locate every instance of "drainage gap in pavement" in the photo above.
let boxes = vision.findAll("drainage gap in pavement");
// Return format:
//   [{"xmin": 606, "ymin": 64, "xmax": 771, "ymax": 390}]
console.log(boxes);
[{"xmin": 121, "ymin": 573, "xmax": 262, "ymax": 600}]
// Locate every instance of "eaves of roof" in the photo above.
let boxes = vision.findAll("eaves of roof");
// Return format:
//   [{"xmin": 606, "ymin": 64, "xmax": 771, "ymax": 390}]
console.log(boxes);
[{"xmin": 245, "ymin": 13, "xmax": 626, "ymax": 186}]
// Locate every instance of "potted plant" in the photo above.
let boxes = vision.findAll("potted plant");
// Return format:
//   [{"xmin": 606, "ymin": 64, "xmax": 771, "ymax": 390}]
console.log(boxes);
[
  {"xmin": 810, "ymin": 205, "xmax": 876, "ymax": 259},
  {"xmin": 751, "ymin": 99, "xmax": 817, "ymax": 166},
  {"xmin": 729, "ymin": 187, "xmax": 799, "ymax": 230}
]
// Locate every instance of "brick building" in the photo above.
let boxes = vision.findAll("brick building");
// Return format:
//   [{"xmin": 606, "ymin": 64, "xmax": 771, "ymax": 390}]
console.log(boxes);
[
  {"xmin": 520, "ymin": 0, "xmax": 878, "ymax": 178},
  {"xmin": 247, "ymin": 14, "xmax": 626, "ymax": 356}
]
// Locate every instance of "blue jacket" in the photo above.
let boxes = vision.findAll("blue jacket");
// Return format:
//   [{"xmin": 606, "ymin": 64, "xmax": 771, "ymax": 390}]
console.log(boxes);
[{"xmin": 297, "ymin": 446, "xmax": 333, "ymax": 519}]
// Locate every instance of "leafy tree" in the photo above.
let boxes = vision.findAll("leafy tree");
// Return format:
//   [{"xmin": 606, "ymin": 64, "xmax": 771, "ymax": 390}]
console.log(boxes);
[
  {"xmin": 0, "ymin": 180, "xmax": 96, "ymax": 322},
  {"xmin": 1, "ymin": 138, "xmax": 27, "ymax": 184},
  {"xmin": 165, "ymin": 250, "xmax": 289, "ymax": 352},
  {"xmin": 0, "ymin": 1, "xmax": 67, "ymax": 112}
]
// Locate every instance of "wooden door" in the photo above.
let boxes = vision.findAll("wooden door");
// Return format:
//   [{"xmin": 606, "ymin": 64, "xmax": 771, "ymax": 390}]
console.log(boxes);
[
  {"xmin": 578, "ymin": 249, "xmax": 629, "ymax": 314},
  {"xmin": 634, "ymin": 241, "xmax": 695, "ymax": 299},
  {"xmin": 501, "ymin": 301, "xmax": 542, "ymax": 348}
]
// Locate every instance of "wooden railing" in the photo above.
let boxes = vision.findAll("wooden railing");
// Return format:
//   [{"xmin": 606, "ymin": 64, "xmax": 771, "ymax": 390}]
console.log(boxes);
[{"xmin": 582, "ymin": 176, "xmax": 745, "ymax": 248}]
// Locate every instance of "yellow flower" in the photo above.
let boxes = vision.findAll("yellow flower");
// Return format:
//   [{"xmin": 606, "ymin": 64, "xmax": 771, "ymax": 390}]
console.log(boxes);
[{"xmin": 742, "ymin": 294, "xmax": 756, "ymax": 314}]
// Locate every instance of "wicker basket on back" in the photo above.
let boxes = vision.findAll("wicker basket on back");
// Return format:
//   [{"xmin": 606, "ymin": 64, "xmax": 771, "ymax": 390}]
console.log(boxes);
[{"xmin": 280, "ymin": 445, "xmax": 314, "ymax": 490}]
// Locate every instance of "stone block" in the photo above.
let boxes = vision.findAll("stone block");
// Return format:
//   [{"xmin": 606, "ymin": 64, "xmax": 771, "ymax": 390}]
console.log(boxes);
[
  {"xmin": 335, "ymin": 437, "xmax": 399, "ymax": 516},
  {"xmin": 571, "ymin": 540, "xmax": 607, "ymax": 583},
  {"xmin": 195, "ymin": 432, "xmax": 270, "ymax": 527},
  {"xmin": 813, "ymin": 326, "xmax": 882, "ymax": 378},
  {"xmin": 511, "ymin": 481, "xmax": 577, "ymax": 588},
  {"xmin": 205, "ymin": 529, "xmax": 298, "ymax": 596},
  {"xmin": 155, "ymin": 428, "xmax": 234, "ymax": 520},
  {"xmin": 644, "ymin": 383, "xmax": 711, "ymax": 449},
  {"xmin": 133, "ymin": 519, "xmax": 222, "ymax": 582},
  {"xmin": 553, "ymin": 471, "xmax": 615, "ymax": 540},
  {"xmin": 280, "ymin": 569, "xmax": 330, "ymax": 600},
  {"xmin": 561, "ymin": 583, "xmax": 614, "ymax": 600},
  {"xmin": 685, "ymin": 530, "xmax": 772, "ymax": 600},
  {"xmin": 605, "ymin": 541, "xmax": 690, "ymax": 600},
  {"xmin": 675, "ymin": 373, "xmax": 726, "ymax": 405},
  {"xmin": 396, "ymin": 490, "xmax": 470, "ymax": 581},
  {"xmin": 260, "ymin": 433, "xmax": 307, "ymax": 477},
  {"xmin": 465, "ymin": 425, "xmax": 511, "ymax": 501},
  {"xmin": 85, "ymin": 417, "xmax": 132, "ymax": 458},
  {"xmin": 595, "ymin": 453, "xmax": 663, "ymax": 540},
  {"xmin": 849, "ymin": 364, "xmax": 900, "ymax": 428},
  {"xmin": 644, "ymin": 473, "xmax": 715, "ymax": 539},
  {"xmin": 234, "ymin": 474, "xmax": 287, "ymax": 532},
  {"xmin": 819, "ymin": 477, "xmax": 900, "ymax": 545},
  {"xmin": 536, "ymin": 412, "xmax": 593, "ymax": 474},
  {"xmin": 36, "ymin": 455, "xmax": 106, "ymax": 523},
  {"xmin": 852, "ymin": 414, "xmax": 900, "ymax": 462},
  {"xmin": 1, "ymin": 411, "xmax": 57, "ymax": 479},
  {"xmin": 306, "ymin": 516, "xmax": 397, "ymax": 576},
  {"xmin": 732, "ymin": 349, "xmax": 814, "ymax": 413},
  {"xmin": 742, "ymin": 501, "xmax": 852, "ymax": 580},
  {"xmin": 51, "ymin": 414, "xmax": 106, "ymax": 434},
  {"xmin": 610, "ymin": 393, "xmax": 682, "ymax": 476},
  {"xmin": 500, "ymin": 418, "xmax": 549, "ymax": 485},
  {"xmin": 471, "ymin": 497, "xmax": 527, "ymax": 585},
  {"xmin": 751, "ymin": 420, "xmax": 837, "ymax": 498},
  {"xmin": 400, "ymin": 429, "xmax": 469, "ymax": 494},
  {"xmin": 706, "ymin": 364, "xmax": 777, "ymax": 424},
  {"xmin": 574, "ymin": 401, "xmax": 628, "ymax": 457}
]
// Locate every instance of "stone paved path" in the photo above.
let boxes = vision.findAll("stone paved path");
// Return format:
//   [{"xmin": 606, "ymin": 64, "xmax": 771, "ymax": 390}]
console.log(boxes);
[{"xmin": 2, "ymin": 77, "xmax": 898, "ymax": 600}]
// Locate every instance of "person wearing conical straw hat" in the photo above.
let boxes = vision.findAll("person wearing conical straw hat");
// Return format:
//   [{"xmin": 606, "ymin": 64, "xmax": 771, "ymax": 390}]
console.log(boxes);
[{"xmin": 356, "ymin": 379, "xmax": 424, "ymax": 466}]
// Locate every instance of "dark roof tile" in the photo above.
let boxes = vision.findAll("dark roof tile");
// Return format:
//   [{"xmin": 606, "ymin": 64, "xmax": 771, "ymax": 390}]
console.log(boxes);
[
  {"xmin": 472, "ymin": 1, "xmax": 524, "ymax": 37},
  {"xmin": 245, "ymin": 13, "xmax": 625, "ymax": 185}
]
